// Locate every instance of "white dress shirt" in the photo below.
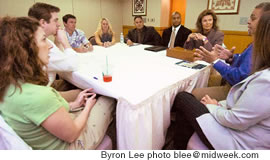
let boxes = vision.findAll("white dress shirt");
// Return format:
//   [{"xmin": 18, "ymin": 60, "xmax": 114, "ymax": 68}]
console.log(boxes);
[
  {"xmin": 168, "ymin": 25, "xmax": 181, "ymax": 47},
  {"xmin": 47, "ymin": 39, "xmax": 79, "ymax": 86}
]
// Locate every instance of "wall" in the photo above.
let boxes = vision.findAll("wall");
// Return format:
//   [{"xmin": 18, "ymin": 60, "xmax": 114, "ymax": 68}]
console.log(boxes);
[
  {"xmin": 0, "ymin": 0, "xmax": 123, "ymax": 41},
  {"xmin": 185, "ymin": 0, "xmax": 266, "ymax": 31},
  {"xmin": 122, "ymin": 0, "xmax": 163, "ymax": 27},
  {"xmin": 171, "ymin": 0, "xmax": 186, "ymax": 25},
  {"xmin": 160, "ymin": 0, "xmax": 170, "ymax": 27},
  {"xmin": 0, "ymin": 0, "xmax": 34, "ymax": 17},
  {"xmin": 0, "ymin": 0, "xmax": 261, "ymax": 48}
]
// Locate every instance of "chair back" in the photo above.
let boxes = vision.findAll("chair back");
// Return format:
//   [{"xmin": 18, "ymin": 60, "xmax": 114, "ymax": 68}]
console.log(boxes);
[
  {"xmin": 96, "ymin": 135, "xmax": 112, "ymax": 150},
  {"xmin": 187, "ymin": 132, "xmax": 209, "ymax": 150},
  {"xmin": 0, "ymin": 115, "xmax": 31, "ymax": 150},
  {"xmin": 89, "ymin": 36, "xmax": 97, "ymax": 45}
]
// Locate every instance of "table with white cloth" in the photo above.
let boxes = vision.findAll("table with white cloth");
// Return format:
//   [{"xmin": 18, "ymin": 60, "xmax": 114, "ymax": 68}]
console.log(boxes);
[{"xmin": 59, "ymin": 43, "xmax": 211, "ymax": 150}]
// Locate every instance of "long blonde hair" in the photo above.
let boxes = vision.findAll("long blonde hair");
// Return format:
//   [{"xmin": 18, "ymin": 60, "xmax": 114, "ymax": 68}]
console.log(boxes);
[{"xmin": 95, "ymin": 18, "xmax": 114, "ymax": 37}]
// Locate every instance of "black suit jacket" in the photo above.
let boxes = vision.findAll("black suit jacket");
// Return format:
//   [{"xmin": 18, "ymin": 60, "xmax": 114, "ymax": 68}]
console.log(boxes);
[
  {"xmin": 162, "ymin": 25, "xmax": 191, "ymax": 48},
  {"xmin": 126, "ymin": 26, "xmax": 162, "ymax": 45}
]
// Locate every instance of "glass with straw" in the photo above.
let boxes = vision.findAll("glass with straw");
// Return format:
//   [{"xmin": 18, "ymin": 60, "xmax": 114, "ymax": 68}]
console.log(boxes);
[{"xmin": 102, "ymin": 55, "xmax": 112, "ymax": 82}]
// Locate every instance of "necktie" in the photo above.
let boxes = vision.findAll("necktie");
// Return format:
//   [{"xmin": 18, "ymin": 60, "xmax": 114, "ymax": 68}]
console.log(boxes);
[
  {"xmin": 137, "ymin": 30, "xmax": 143, "ymax": 43},
  {"xmin": 169, "ymin": 28, "xmax": 176, "ymax": 49}
]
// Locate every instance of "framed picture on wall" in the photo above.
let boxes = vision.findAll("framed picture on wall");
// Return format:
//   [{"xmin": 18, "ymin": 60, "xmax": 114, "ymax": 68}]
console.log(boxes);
[
  {"xmin": 132, "ymin": 0, "xmax": 147, "ymax": 16},
  {"xmin": 207, "ymin": 0, "xmax": 240, "ymax": 14}
]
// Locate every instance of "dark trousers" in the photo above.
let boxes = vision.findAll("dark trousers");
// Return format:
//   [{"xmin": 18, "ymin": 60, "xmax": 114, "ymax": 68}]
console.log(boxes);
[{"xmin": 173, "ymin": 91, "xmax": 214, "ymax": 149}]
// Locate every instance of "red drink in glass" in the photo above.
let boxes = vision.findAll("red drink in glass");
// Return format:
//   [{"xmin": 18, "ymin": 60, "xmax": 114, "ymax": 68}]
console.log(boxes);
[{"xmin": 103, "ymin": 75, "xmax": 112, "ymax": 82}]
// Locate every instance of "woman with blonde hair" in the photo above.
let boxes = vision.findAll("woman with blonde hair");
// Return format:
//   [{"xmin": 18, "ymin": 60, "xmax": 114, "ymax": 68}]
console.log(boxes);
[
  {"xmin": 0, "ymin": 16, "xmax": 115, "ymax": 150},
  {"xmin": 94, "ymin": 18, "xmax": 116, "ymax": 47},
  {"xmin": 184, "ymin": 9, "xmax": 224, "ymax": 51}
]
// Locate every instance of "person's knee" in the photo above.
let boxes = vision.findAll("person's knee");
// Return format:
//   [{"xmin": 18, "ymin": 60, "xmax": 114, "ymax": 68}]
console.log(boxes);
[
  {"xmin": 173, "ymin": 91, "xmax": 192, "ymax": 110},
  {"xmin": 91, "ymin": 96, "xmax": 116, "ymax": 124},
  {"xmin": 191, "ymin": 88, "xmax": 198, "ymax": 95},
  {"xmin": 73, "ymin": 89, "xmax": 82, "ymax": 94},
  {"xmin": 191, "ymin": 88, "xmax": 203, "ymax": 101},
  {"xmin": 176, "ymin": 91, "xmax": 192, "ymax": 100}
]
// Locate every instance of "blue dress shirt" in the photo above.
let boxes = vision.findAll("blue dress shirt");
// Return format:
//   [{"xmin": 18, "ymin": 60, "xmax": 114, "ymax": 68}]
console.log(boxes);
[{"xmin": 213, "ymin": 44, "xmax": 253, "ymax": 86}]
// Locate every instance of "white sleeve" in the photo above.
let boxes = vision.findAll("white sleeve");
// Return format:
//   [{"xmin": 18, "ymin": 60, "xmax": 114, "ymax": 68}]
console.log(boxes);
[{"xmin": 47, "ymin": 39, "xmax": 79, "ymax": 72}]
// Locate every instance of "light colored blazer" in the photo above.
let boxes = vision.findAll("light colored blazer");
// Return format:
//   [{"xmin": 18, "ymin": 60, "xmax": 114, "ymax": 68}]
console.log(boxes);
[{"xmin": 197, "ymin": 68, "xmax": 270, "ymax": 149}]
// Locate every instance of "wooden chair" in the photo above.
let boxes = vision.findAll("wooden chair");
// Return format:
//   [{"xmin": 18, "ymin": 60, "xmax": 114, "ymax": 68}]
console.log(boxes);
[{"xmin": 88, "ymin": 36, "xmax": 97, "ymax": 45}]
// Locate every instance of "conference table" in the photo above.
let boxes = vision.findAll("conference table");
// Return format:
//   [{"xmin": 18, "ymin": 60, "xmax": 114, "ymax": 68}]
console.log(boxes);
[{"xmin": 59, "ymin": 43, "xmax": 211, "ymax": 150}]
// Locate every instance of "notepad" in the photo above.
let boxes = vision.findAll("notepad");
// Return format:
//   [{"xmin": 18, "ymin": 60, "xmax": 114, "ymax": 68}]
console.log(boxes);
[
  {"xmin": 144, "ymin": 46, "xmax": 167, "ymax": 52},
  {"xmin": 175, "ymin": 60, "xmax": 206, "ymax": 69}
]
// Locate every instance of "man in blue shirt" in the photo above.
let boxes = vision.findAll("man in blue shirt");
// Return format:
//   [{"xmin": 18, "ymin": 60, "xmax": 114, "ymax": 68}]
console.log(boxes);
[
  {"xmin": 192, "ymin": 2, "xmax": 270, "ymax": 101},
  {"xmin": 63, "ymin": 14, "xmax": 93, "ymax": 53}
]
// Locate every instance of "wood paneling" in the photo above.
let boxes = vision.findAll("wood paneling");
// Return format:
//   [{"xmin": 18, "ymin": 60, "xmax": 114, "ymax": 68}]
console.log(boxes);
[
  {"xmin": 222, "ymin": 31, "xmax": 253, "ymax": 53},
  {"xmin": 123, "ymin": 25, "xmax": 252, "ymax": 53}
]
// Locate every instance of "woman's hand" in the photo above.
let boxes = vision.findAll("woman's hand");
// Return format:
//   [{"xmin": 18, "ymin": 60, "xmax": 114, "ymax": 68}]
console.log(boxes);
[
  {"xmin": 187, "ymin": 33, "xmax": 206, "ymax": 42},
  {"xmin": 194, "ymin": 46, "xmax": 218, "ymax": 63},
  {"xmin": 214, "ymin": 44, "xmax": 235, "ymax": 61},
  {"xmin": 103, "ymin": 41, "xmax": 112, "ymax": 48},
  {"xmin": 85, "ymin": 94, "xmax": 97, "ymax": 110},
  {"xmin": 195, "ymin": 33, "xmax": 206, "ymax": 41},
  {"xmin": 69, "ymin": 88, "xmax": 95, "ymax": 110},
  {"xmin": 187, "ymin": 33, "xmax": 197, "ymax": 41},
  {"xmin": 200, "ymin": 95, "xmax": 218, "ymax": 106}
]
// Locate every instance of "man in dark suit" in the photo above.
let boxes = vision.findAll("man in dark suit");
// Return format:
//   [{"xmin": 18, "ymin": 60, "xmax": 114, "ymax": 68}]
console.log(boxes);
[
  {"xmin": 125, "ymin": 16, "xmax": 161, "ymax": 46},
  {"xmin": 162, "ymin": 12, "xmax": 192, "ymax": 48}
]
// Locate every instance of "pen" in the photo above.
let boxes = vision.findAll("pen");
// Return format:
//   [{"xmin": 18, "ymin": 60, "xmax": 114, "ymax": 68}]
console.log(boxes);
[{"xmin": 93, "ymin": 77, "xmax": 98, "ymax": 80}]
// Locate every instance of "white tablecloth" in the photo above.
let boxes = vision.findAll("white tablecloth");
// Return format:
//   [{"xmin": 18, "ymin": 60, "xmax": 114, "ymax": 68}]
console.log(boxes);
[{"xmin": 59, "ymin": 43, "xmax": 210, "ymax": 149}]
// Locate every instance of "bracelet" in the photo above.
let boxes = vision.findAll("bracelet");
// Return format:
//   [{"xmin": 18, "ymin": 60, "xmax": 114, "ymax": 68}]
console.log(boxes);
[
  {"xmin": 69, "ymin": 106, "xmax": 84, "ymax": 113},
  {"xmin": 202, "ymin": 37, "xmax": 208, "ymax": 42}
]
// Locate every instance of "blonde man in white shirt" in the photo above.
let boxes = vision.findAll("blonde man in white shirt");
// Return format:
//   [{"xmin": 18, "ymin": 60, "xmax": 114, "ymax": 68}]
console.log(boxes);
[{"xmin": 28, "ymin": 2, "xmax": 80, "ymax": 101}]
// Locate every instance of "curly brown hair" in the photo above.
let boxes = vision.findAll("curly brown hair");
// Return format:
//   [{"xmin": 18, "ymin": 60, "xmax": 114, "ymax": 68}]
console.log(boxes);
[
  {"xmin": 0, "ymin": 17, "xmax": 49, "ymax": 102},
  {"xmin": 195, "ymin": 9, "xmax": 218, "ymax": 34}
]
